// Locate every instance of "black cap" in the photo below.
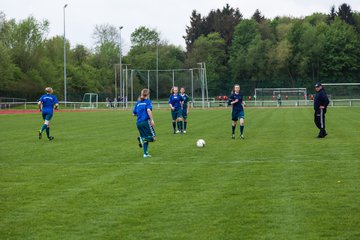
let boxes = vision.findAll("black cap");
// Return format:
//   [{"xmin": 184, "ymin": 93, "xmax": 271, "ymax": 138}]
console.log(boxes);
[{"xmin": 314, "ymin": 82, "xmax": 322, "ymax": 87}]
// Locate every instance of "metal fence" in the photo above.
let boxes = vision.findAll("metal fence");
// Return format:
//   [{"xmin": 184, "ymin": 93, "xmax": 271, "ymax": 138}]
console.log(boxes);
[{"xmin": 2, "ymin": 99, "xmax": 360, "ymax": 111}]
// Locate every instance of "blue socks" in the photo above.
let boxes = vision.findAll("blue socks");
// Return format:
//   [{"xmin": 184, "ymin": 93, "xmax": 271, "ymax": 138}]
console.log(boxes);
[
  {"xmin": 177, "ymin": 121, "xmax": 182, "ymax": 131},
  {"xmin": 143, "ymin": 141, "xmax": 149, "ymax": 155},
  {"xmin": 40, "ymin": 124, "xmax": 47, "ymax": 133},
  {"xmin": 240, "ymin": 125, "xmax": 244, "ymax": 135},
  {"xmin": 46, "ymin": 127, "xmax": 50, "ymax": 138}
]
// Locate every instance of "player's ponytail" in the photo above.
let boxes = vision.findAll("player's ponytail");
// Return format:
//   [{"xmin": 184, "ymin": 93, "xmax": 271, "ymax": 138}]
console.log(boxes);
[{"xmin": 140, "ymin": 89, "xmax": 149, "ymax": 100}]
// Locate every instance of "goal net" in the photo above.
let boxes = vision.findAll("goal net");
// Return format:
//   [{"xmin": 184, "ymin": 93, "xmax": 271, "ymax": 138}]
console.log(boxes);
[
  {"xmin": 117, "ymin": 67, "xmax": 209, "ymax": 108},
  {"xmin": 80, "ymin": 93, "xmax": 98, "ymax": 109},
  {"xmin": 255, "ymin": 88, "xmax": 307, "ymax": 101},
  {"xmin": 254, "ymin": 88, "xmax": 307, "ymax": 107},
  {"xmin": 321, "ymin": 83, "xmax": 360, "ymax": 99},
  {"xmin": 321, "ymin": 83, "xmax": 360, "ymax": 106}
]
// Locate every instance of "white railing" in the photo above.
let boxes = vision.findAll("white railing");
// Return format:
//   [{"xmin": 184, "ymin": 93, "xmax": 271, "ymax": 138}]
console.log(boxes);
[{"xmin": 1, "ymin": 99, "xmax": 360, "ymax": 110}]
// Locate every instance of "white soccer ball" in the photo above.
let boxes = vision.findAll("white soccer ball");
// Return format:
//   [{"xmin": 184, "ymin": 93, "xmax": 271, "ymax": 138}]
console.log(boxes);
[{"xmin": 196, "ymin": 139, "xmax": 206, "ymax": 148}]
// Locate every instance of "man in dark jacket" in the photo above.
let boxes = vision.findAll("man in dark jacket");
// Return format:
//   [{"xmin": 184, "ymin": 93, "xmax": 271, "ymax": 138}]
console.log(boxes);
[{"xmin": 314, "ymin": 83, "xmax": 329, "ymax": 138}]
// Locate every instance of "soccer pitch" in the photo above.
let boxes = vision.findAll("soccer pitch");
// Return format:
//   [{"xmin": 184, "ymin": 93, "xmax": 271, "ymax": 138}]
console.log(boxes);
[{"xmin": 1, "ymin": 108, "xmax": 359, "ymax": 239}]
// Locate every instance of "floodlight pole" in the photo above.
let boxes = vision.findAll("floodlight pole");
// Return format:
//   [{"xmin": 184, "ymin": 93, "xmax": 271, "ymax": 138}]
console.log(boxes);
[
  {"xmin": 190, "ymin": 69, "xmax": 194, "ymax": 108},
  {"xmin": 119, "ymin": 26, "xmax": 123, "ymax": 102},
  {"xmin": 198, "ymin": 62, "xmax": 204, "ymax": 109},
  {"xmin": 122, "ymin": 64, "xmax": 131, "ymax": 109},
  {"xmin": 114, "ymin": 65, "xmax": 117, "ymax": 99},
  {"xmin": 156, "ymin": 38, "xmax": 159, "ymax": 103},
  {"xmin": 203, "ymin": 62, "xmax": 208, "ymax": 102},
  {"xmin": 63, "ymin": 4, "xmax": 68, "ymax": 106}
]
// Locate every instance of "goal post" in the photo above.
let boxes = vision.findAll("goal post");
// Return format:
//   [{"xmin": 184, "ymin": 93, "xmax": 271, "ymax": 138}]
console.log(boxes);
[
  {"xmin": 254, "ymin": 88, "xmax": 308, "ymax": 107},
  {"xmin": 321, "ymin": 83, "xmax": 360, "ymax": 106},
  {"xmin": 80, "ymin": 93, "xmax": 98, "ymax": 109},
  {"xmin": 255, "ymin": 88, "xmax": 307, "ymax": 100},
  {"xmin": 118, "ymin": 67, "xmax": 209, "ymax": 109},
  {"xmin": 321, "ymin": 83, "xmax": 360, "ymax": 99}
]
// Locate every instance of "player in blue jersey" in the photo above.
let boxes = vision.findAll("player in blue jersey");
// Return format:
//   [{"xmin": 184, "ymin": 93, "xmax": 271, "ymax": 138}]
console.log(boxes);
[
  {"xmin": 180, "ymin": 87, "xmax": 190, "ymax": 133},
  {"xmin": 133, "ymin": 89, "xmax": 156, "ymax": 158},
  {"xmin": 38, "ymin": 87, "xmax": 59, "ymax": 141},
  {"xmin": 228, "ymin": 84, "xmax": 246, "ymax": 139},
  {"xmin": 168, "ymin": 86, "xmax": 184, "ymax": 133}
]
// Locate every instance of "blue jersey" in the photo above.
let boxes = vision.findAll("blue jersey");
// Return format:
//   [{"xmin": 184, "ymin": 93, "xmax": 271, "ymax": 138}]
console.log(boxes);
[
  {"xmin": 133, "ymin": 99, "xmax": 152, "ymax": 123},
  {"xmin": 228, "ymin": 93, "xmax": 244, "ymax": 111},
  {"xmin": 39, "ymin": 94, "xmax": 58, "ymax": 114},
  {"xmin": 168, "ymin": 94, "xmax": 183, "ymax": 109}
]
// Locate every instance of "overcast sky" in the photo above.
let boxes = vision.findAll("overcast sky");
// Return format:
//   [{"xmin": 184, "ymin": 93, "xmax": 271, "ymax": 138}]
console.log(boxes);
[{"xmin": 2, "ymin": 0, "xmax": 360, "ymax": 53}]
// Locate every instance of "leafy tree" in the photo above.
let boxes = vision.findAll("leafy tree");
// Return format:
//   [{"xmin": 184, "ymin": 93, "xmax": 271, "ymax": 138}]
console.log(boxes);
[
  {"xmin": 0, "ymin": 41, "xmax": 21, "ymax": 96},
  {"xmin": 267, "ymin": 39, "xmax": 292, "ymax": 86},
  {"xmin": 0, "ymin": 15, "xmax": 49, "ymax": 99},
  {"xmin": 90, "ymin": 24, "xmax": 121, "ymax": 97},
  {"xmin": 321, "ymin": 17, "xmax": 360, "ymax": 81},
  {"xmin": 184, "ymin": 4, "xmax": 241, "ymax": 52},
  {"xmin": 353, "ymin": 12, "xmax": 360, "ymax": 33},
  {"xmin": 4, "ymin": 16, "xmax": 49, "ymax": 72},
  {"xmin": 130, "ymin": 26, "xmax": 159, "ymax": 47},
  {"xmin": 252, "ymin": 9, "xmax": 265, "ymax": 23},
  {"xmin": 204, "ymin": 4, "xmax": 242, "ymax": 47},
  {"xmin": 231, "ymin": 19, "xmax": 259, "ymax": 50},
  {"xmin": 93, "ymin": 24, "xmax": 119, "ymax": 46},
  {"xmin": 337, "ymin": 3, "xmax": 355, "ymax": 25},
  {"xmin": 327, "ymin": 5, "xmax": 337, "ymax": 24},
  {"xmin": 71, "ymin": 44, "xmax": 90, "ymax": 66},
  {"xmin": 305, "ymin": 13, "xmax": 328, "ymax": 26},
  {"xmin": 184, "ymin": 10, "xmax": 204, "ymax": 52},
  {"xmin": 230, "ymin": 20, "xmax": 275, "ymax": 90},
  {"xmin": 43, "ymin": 36, "xmax": 65, "ymax": 64},
  {"xmin": 271, "ymin": 17, "xmax": 293, "ymax": 41},
  {"xmin": 186, "ymin": 33, "xmax": 228, "ymax": 94}
]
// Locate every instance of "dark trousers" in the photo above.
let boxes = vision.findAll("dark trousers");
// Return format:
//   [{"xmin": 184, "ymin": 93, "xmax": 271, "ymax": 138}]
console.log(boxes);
[{"xmin": 314, "ymin": 109, "xmax": 327, "ymax": 137}]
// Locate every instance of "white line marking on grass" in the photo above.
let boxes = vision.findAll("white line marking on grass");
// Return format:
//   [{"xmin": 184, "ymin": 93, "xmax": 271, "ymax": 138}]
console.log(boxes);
[{"xmin": 1, "ymin": 158, "xmax": 359, "ymax": 167}]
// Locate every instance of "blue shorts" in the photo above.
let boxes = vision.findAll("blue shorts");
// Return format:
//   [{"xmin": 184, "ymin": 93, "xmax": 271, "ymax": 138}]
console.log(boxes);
[
  {"xmin": 231, "ymin": 110, "xmax": 244, "ymax": 121},
  {"xmin": 137, "ymin": 120, "xmax": 156, "ymax": 141},
  {"xmin": 42, "ymin": 113, "xmax": 53, "ymax": 121},
  {"xmin": 171, "ymin": 108, "xmax": 183, "ymax": 120}
]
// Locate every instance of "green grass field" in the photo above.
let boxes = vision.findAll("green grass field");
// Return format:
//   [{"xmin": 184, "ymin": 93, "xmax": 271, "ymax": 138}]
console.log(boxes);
[{"xmin": 1, "ymin": 108, "xmax": 360, "ymax": 239}]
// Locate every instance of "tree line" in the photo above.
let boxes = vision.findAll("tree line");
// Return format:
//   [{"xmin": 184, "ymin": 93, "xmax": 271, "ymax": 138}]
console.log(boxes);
[{"xmin": 1, "ymin": 3, "xmax": 359, "ymax": 100}]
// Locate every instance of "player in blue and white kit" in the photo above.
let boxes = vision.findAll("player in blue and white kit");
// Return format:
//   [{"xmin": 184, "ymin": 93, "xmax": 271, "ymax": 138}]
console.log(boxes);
[
  {"xmin": 133, "ymin": 89, "xmax": 156, "ymax": 158},
  {"xmin": 180, "ymin": 87, "xmax": 190, "ymax": 133},
  {"xmin": 38, "ymin": 87, "xmax": 59, "ymax": 141},
  {"xmin": 228, "ymin": 84, "xmax": 245, "ymax": 139},
  {"xmin": 168, "ymin": 86, "xmax": 184, "ymax": 134}
]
